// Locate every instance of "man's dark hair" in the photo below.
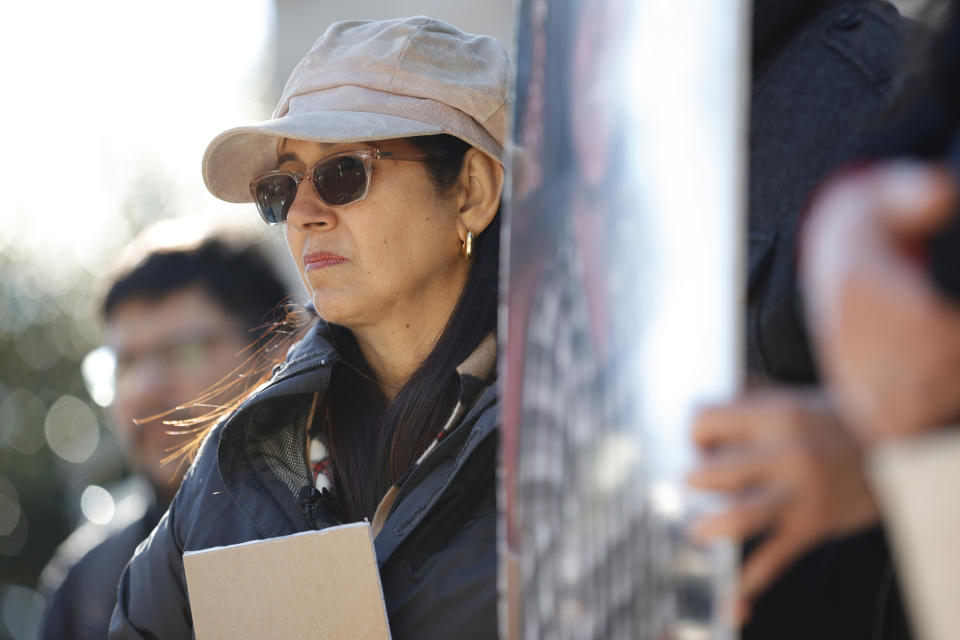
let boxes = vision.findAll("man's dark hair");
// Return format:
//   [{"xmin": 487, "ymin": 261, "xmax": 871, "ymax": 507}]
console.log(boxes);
[{"xmin": 102, "ymin": 237, "xmax": 290, "ymax": 335}]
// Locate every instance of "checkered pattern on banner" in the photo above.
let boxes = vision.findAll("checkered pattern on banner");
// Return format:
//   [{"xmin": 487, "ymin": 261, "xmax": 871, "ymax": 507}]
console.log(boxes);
[{"xmin": 517, "ymin": 244, "xmax": 674, "ymax": 639}]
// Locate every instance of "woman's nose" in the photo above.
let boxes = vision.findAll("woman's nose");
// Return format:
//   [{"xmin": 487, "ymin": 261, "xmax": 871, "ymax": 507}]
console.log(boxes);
[{"xmin": 286, "ymin": 180, "xmax": 338, "ymax": 231}]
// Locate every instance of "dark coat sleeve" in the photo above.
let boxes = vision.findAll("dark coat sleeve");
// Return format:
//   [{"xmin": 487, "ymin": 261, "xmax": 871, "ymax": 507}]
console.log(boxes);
[
  {"xmin": 107, "ymin": 425, "xmax": 229, "ymax": 639},
  {"xmin": 108, "ymin": 417, "xmax": 270, "ymax": 639},
  {"xmin": 40, "ymin": 512, "xmax": 156, "ymax": 640},
  {"xmin": 108, "ymin": 494, "xmax": 193, "ymax": 639}
]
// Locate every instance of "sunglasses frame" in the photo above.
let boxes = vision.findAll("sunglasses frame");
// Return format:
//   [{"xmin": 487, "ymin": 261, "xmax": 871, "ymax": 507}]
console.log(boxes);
[{"xmin": 250, "ymin": 148, "xmax": 431, "ymax": 225}]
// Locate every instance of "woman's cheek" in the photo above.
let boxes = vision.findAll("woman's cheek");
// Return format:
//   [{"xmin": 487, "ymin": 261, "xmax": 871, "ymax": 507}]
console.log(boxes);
[{"xmin": 284, "ymin": 228, "xmax": 308, "ymax": 283}]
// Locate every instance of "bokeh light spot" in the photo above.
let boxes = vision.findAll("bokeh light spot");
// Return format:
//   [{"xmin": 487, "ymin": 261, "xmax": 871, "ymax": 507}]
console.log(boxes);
[
  {"xmin": 0, "ymin": 389, "xmax": 47, "ymax": 456},
  {"xmin": 650, "ymin": 481, "xmax": 684, "ymax": 521},
  {"xmin": 81, "ymin": 346, "xmax": 117, "ymax": 407},
  {"xmin": 591, "ymin": 433, "xmax": 642, "ymax": 494},
  {"xmin": 44, "ymin": 314, "xmax": 85, "ymax": 361},
  {"xmin": 0, "ymin": 297, "xmax": 14, "ymax": 333},
  {"xmin": 0, "ymin": 476, "xmax": 21, "ymax": 536},
  {"xmin": 0, "ymin": 514, "xmax": 28, "ymax": 557},
  {"xmin": 80, "ymin": 485, "xmax": 116, "ymax": 526},
  {"xmin": 0, "ymin": 387, "xmax": 11, "ymax": 447},
  {"xmin": 13, "ymin": 327, "xmax": 61, "ymax": 371},
  {"xmin": 1, "ymin": 585, "xmax": 45, "ymax": 640},
  {"xmin": 44, "ymin": 396, "xmax": 100, "ymax": 464}
]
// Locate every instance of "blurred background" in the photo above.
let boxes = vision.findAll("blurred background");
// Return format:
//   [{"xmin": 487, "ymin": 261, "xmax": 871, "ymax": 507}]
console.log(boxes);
[{"xmin": 0, "ymin": 1, "xmax": 510, "ymax": 638}]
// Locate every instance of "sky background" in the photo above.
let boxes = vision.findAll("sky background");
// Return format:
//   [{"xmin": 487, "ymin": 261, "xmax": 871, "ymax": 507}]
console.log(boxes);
[{"xmin": 0, "ymin": 0, "xmax": 276, "ymax": 284}]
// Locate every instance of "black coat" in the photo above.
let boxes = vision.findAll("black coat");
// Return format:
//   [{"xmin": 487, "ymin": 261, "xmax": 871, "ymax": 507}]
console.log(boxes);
[
  {"xmin": 39, "ymin": 500, "xmax": 163, "ymax": 640},
  {"xmin": 748, "ymin": 0, "xmax": 917, "ymax": 383},
  {"xmin": 109, "ymin": 322, "xmax": 499, "ymax": 639}
]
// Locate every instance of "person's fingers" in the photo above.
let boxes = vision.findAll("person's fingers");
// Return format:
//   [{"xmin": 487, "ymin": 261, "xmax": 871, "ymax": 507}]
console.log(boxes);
[
  {"xmin": 691, "ymin": 403, "xmax": 757, "ymax": 450},
  {"xmin": 872, "ymin": 161, "xmax": 959, "ymax": 239},
  {"xmin": 739, "ymin": 527, "xmax": 814, "ymax": 603},
  {"xmin": 687, "ymin": 445, "xmax": 785, "ymax": 492},
  {"xmin": 691, "ymin": 487, "xmax": 787, "ymax": 542},
  {"xmin": 692, "ymin": 390, "xmax": 826, "ymax": 451}
]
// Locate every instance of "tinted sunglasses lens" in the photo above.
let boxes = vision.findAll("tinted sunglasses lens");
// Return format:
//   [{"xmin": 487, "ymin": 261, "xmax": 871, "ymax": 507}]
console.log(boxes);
[
  {"xmin": 314, "ymin": 156, "xmax": 368, "ymax": 206},
  {"xmin": 254, "ymin": 174, "xmax": 297, "ymax": 224}
]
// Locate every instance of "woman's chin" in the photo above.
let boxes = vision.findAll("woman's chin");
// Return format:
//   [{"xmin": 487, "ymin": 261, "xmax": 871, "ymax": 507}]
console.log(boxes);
[{"xmin": 311, "ymin": 293, "xmax": 361, "ymax": 327}]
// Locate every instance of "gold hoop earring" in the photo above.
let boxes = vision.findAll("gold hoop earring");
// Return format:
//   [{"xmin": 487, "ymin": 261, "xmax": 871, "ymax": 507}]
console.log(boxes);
[{"xmin": 461, "ymin": 230, "xmax": 474, "ymax": 261}]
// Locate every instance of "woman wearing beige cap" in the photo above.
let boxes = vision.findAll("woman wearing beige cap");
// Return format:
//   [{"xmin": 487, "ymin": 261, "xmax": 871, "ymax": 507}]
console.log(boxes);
[{"xmin": 109, "ymin": 17, "xmax": 507, "ymax": 639}]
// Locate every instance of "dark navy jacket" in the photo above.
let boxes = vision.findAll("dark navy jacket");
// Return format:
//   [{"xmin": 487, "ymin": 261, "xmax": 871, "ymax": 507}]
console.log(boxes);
[{"xmin": 40, "ymin": 498, "xmax": 163, "ymax": 640}]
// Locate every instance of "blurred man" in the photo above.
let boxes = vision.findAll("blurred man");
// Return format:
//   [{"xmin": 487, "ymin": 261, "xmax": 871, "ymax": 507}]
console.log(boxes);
[{"xmin": 38, "ymin": 228, "xmax": 290, "ymax": 640}]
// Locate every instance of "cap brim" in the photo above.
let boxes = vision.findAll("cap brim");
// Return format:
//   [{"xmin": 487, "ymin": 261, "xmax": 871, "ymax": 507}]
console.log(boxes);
[{"xmin": 202, "ymin": 111, "xmax": 445, "ymax": 203}]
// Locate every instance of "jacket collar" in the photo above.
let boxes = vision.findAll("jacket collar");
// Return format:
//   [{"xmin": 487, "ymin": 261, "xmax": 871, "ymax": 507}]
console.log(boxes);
[
  {"xmin": 213, "ymin": 319, "xmax": 341, "ymax": 538},
  {"xmin": 269, "ymin": 318, "xmax": 339, "ymax": 379},
  {"xmin": 219, "ymin": 321, "xmax": 499, "ymax": 541},
  {"xmin": 232, "ymin": 318, "xmax": 341, "ymax": 413}
]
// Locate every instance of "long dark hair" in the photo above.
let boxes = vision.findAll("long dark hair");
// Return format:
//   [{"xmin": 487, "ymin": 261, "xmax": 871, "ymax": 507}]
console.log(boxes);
[{"xmin": 323, "ymin": 134, "xmax": 500, "ymax": 521}]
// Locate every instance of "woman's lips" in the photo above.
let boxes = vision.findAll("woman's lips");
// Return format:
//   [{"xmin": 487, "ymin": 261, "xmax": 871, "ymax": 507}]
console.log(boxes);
[{"xmin": 303, "ymin": 251, "xmax": 348, "ymax": 271}]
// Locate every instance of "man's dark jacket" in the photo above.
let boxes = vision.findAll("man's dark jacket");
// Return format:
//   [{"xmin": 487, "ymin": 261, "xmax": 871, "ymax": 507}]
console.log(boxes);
[
  {"xmin": 108, "ymin": 322, "xmax": 498, "ymax": 639},
  {"xmin": 747, "ymin": 1, "xmax": 915, "ymax": 638},
  {"xmin": 39, "ymin": 501, "xmax": 163, "ymax": 640}
]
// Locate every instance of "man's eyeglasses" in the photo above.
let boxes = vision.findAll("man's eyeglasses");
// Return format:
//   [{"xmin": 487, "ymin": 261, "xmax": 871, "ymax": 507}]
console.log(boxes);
[
  {"xmin": 250, "ymin": 149, "xmax": 430, "ymax": 225},
  {"xmin": 82, "ymin": 332, "xmax": 236, "ymax": 406}
]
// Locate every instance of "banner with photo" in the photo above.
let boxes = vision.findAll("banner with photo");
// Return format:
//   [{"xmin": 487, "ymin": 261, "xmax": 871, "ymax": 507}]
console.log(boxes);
[{"xmin": 502, "ymin": 0, "xmax": 749, "ymax": 637}]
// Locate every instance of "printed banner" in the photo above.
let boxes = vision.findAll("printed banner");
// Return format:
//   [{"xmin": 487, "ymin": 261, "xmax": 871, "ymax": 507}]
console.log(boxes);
[{"xmin": 502, "ymin": 1, "xmax": 749, "ymax": 638}]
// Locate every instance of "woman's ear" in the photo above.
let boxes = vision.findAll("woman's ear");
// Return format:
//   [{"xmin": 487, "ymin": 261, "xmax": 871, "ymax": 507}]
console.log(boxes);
[{"xmin": 456, "ymin": 148, "xmax": 504, "ymax": 240}]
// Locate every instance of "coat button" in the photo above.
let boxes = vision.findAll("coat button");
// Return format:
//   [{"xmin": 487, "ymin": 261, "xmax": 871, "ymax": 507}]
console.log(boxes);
[{"xmin": 833, "ymin": 9, "xmax": 863, "ymax": 30}]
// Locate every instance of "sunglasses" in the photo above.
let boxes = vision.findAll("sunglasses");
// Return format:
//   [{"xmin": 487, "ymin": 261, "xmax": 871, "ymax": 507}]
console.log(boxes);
[{"xmin": 250, "ymin": 149, "xmax": 430, "ymax": 224}]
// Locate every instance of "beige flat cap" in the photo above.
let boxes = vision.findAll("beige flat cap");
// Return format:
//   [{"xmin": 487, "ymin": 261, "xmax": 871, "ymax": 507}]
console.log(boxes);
[{"xmin": 202, "ymin": 16, "xmax": 510, "ymax": 204}]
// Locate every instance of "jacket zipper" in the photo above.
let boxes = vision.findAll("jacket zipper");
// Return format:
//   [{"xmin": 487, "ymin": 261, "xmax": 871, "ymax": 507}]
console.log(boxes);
[{"xmin": 269, "ymin": 355, "xmax": 336, "ymax": 388}]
